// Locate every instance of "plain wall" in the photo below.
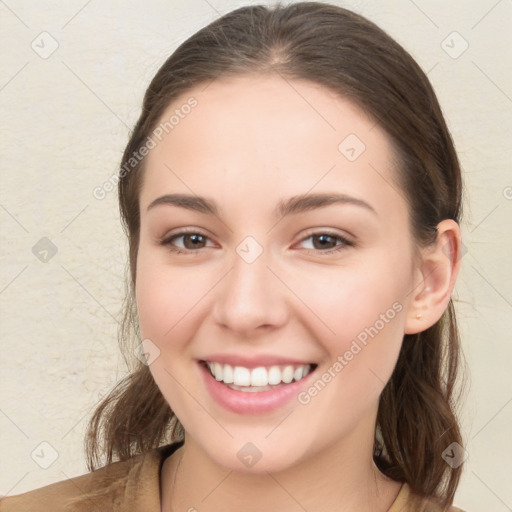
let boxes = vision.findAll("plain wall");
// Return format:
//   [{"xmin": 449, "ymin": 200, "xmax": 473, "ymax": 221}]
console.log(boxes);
[{"xmin": 1, "ymin": 1, "xmax": 511, "ymax": 510}]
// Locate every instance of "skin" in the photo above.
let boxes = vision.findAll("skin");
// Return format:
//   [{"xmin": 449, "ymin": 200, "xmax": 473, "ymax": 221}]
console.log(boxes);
[{"xmin": 134, "ymin": 74, "xmax": 461, "ymax": 512}]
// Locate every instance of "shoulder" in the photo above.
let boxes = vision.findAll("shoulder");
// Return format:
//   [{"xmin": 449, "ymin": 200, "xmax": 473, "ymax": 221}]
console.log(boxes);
[
  {"xmin": 0, "ymin": 441, "xmax": 183, "ymax": 512},
  {"xmin": 390, "ymin": 483, "xmax": 467, "ymax": 512}
]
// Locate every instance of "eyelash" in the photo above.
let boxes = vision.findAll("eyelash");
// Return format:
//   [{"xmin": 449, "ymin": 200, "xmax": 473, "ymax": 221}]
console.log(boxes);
[{"xmin": 158, "ymin": 228, "xmax": 354, "ymax": 256}]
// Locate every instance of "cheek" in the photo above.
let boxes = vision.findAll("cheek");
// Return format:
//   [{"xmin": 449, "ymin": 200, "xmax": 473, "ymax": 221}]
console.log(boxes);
[
  {"xmin": 135, "ymin": 249, "xmax": 207, "ymax": 343},
  {"xmin": 287, "ymin": 255, "xmax": 409, "ymax": 407},
  {"xmin": 289, "ymin": 259, "xmax": 407, "ymax": 347},
  {"xmin": 134, "ymin": 252, "xmax": 201, "ymax": 411},
  {"xmin": 135, "ymin": 259, "xmax": 172, "ymax": 341}
]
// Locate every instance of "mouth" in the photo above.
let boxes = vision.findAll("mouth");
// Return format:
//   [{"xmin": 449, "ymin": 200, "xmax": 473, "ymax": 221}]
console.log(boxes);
[{"xmin": 200, "ymin": 360, "xmax": 318, "ymax": 392}]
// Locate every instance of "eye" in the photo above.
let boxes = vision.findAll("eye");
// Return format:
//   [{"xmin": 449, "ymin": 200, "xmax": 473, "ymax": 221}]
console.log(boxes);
[
  {"xmin": 159, "ymin": 229, "xmax": 354, "ymax": 256},
  {"xmin": 296, "ymin": 231, "xmax": 354, "ymax": 255},
  {"xmin": 159, "ymin": 230, "xmax": 215, "ymax": 254}
]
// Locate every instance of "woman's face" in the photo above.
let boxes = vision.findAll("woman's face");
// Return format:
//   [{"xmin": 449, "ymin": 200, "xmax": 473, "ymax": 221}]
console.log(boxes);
[{"xmin": 135, "ymin": 74, "xmax": 420, "ymax": 472}]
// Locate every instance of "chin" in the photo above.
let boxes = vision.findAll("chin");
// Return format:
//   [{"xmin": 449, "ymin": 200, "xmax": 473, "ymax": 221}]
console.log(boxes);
[{"xmin": 193, "ymin": 434, "xmax": 309, "ymax": 475}]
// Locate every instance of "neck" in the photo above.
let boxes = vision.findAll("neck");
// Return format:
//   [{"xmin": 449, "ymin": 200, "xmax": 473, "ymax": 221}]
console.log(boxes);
[{"xmin": 161, "ymin": 420, "xmax": 401, "ymax": 512}]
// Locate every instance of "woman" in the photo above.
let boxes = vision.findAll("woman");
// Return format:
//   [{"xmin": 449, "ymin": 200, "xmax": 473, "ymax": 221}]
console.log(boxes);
[{"xmin": 1, "ymin": 2, "xmax": 467, "ymax": 511}]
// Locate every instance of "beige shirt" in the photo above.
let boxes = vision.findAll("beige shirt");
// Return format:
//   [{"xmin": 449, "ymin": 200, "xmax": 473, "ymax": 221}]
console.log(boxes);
[{"xmin": 0, "ymin": 441, "xmax": 465, "ymax": 511}]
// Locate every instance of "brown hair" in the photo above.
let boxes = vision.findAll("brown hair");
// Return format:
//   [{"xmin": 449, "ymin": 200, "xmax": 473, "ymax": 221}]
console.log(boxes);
[{"xmin": 84, "ymin": 2, "xmax": 466, "ymax": 509}]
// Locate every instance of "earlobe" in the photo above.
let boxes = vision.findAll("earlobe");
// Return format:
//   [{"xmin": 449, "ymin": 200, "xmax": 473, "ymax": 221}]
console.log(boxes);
[{"xmin": 404, "ymin": 219, "xmax": 462, "ymax": 334}]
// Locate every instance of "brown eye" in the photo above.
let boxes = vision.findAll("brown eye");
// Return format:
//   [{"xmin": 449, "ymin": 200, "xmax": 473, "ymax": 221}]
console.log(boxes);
[
  {"xmin": 181, "ymin": 233, "xmax": 207, "ymax": 249},
  {"xmin": 159, "ymin": 231, "xmax": 214, "ymax": 254},
  {"xmin": 297, "ymin": 231, "xmax": 354, "ymax": 255},
  {"xmin": 311, "ymin": 234, "xmax": 338, "ymax": 250}
]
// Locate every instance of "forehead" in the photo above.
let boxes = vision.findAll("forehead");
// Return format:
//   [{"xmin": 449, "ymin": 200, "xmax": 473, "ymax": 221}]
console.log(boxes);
[
  {"xmin": 140, "ymin": 74, "xmax": 405, "ymax": 218},
  {"xmin": 157, "ymin": 73, "xmax": 382, "ymax": 155}
]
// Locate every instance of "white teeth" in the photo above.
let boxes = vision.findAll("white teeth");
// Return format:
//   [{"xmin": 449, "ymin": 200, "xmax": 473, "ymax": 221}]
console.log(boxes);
[
  {"xmin": 213, "ymin": 362, "xmax": 223, "ymax": 381},
  {"xmin": 233, "ymin": 366, "xmax": 251, "ymax": 386},
  {"xmin": 282, "ymin": 365, "xmax": 294, "ymax": 384},
  {"xmin": 294, "ymin": 366, "xmax": 304, "ymax": 381},
  {"xmin": 250, "ymin": 367, "xmax": 268, "ymax": 387},
  {"xmin": 205, "ymin": 361, "xmax": 313, "ymax": 389},
  {"xmin": 223, "ymin": 363, "xmax": 234, "ymax": 384},
  {"xmin": 268, "ymin": 366, "xmax": 281, "ymax": 385}
]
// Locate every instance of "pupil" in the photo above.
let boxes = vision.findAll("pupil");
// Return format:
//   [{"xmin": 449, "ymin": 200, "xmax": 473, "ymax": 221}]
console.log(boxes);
[
  {"xmin": 185, "ymin": 234, "xmax": 204, "ymax": 249},
  {"xmin": 314, "ymin": 234, "xmax": 334, "ymax": 249}
]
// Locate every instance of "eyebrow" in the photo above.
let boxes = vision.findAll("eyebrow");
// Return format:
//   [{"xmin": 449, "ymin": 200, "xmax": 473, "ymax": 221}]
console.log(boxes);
[{"xmin": 146, "ymin": 192, "xmax": 377, "ymax": 218}]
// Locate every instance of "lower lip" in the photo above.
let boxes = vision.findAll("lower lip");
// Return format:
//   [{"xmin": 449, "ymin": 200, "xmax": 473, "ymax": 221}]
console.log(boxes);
[{"xmin": 199, "ymin": 361, "xmax": 316, "ymax": 414}]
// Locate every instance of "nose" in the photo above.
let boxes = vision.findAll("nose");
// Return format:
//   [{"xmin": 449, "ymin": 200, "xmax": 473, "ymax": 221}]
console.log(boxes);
[{"xmin": 211, "ymin": 244, "xmax": 289, "ymax": 336}]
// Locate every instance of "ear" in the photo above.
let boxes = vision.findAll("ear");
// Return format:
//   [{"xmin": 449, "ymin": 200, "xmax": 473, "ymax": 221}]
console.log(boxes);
[{"xmin": 404, "ymin": 219, "xmax": 462, "ymax": 334}]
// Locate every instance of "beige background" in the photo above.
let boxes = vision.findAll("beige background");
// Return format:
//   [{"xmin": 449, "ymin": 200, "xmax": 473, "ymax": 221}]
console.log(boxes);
[{"xmin": 1, "ymin": 0, "xmax": 511, "ymax": 510}]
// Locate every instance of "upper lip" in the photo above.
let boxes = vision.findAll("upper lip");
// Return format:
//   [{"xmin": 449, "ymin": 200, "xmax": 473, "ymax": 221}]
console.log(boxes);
[{"xmin": 200, "ymin": 354, "xmax": 316, "ymax": 368}]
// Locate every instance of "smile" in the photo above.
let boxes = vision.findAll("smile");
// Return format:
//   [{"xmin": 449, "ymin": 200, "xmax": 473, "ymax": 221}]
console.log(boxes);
[{"xmin": 202, "ymin": 361, "xmax": 316, "ymax": 392}]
